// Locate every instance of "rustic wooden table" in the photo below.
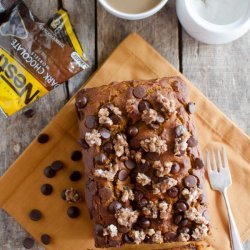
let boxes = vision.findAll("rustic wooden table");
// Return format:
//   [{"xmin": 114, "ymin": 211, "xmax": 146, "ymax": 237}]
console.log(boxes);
[{"xmin": 0, "ymin": 0, "xmax": 249, "ymax": 249}]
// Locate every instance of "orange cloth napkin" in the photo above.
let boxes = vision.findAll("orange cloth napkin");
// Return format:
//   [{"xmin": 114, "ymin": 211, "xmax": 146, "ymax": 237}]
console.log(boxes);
[{"xmin": 0, "ymin": 33, "xmax": 249, "ymax": 250}]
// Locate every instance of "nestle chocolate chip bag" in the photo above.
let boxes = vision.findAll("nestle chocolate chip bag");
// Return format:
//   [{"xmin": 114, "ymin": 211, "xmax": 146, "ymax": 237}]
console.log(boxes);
[{"xmin": 0, "ymin": 0, "xmax": 89, "ymax": 116}]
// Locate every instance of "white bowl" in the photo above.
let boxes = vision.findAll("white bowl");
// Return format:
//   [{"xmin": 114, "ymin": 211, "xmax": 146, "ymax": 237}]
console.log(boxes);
[
  {"xmin": 99, "ymin": 0, "xmax": 168, "ymax": 20},
  {"xmin": 176, "ymin": 0, "xmax": 250, "ymax": 44}
]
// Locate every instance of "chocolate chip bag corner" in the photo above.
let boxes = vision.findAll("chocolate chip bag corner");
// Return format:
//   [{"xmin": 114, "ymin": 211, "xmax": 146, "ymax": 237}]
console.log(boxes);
[{"xmin": 0, "ymin": 0, "xmax": 89, "ymax": 116}]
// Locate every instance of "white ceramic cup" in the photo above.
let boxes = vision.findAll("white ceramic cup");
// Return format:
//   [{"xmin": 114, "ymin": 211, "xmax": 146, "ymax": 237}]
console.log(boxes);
[
  {"xmin": 176, "ymin": 0, "xmax": 250, "ymax": 44},
  {"xmin": 98, "ymin": 0, "xmax": 169, "ymax": 20}
]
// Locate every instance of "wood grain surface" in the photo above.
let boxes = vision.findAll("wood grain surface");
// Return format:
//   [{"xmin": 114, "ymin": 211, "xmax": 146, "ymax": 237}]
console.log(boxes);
[{"xmin": 0, "ymin": 0, "xmax": 249, "ymax": 249}]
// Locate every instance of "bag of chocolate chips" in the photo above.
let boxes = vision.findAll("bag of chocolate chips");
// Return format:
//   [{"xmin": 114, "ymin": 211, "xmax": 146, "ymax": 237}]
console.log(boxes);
[{"xmin": 0, "ymin": 0, "xmax": 89, "ymax": 117}]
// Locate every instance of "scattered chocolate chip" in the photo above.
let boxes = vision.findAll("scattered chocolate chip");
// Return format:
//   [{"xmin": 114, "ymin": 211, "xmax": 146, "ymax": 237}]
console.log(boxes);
[
  {"xmin": 94, "ymin": 153, "xmax": 108, "ymax": 165},
  {"xmin": 99, "ymin": 187, "xmax": 112, "ymax": 200},
  {"xmin": 38, "ymin": 133, "xmax": 49, "ymax": 144},
  {"xmin": 144, "ymin": 235, "xmax": 152, "ymax": 243},
  {"xmin": 138, "ymin": 162, "xmax": 150, "ymax": 173},
  {"xmin": 184, "ymin": 175, "xmax": 197, "ymax": 188},
  {"xmin": 67, "ymin": 206, "xmax": 80, "ymax": 218},
  {"xmin": 173, "ymin": 214, "xmax": 183, "ymax": 225},
  {"xmin": 29, "ymin": 209, "xmax": 42, "ymax": 221},
  {"xmin": 187, "ymin": 136, "xmax": 198, "ymax": 147},
  {"xmin": 22, "ymin": 237, "xmax": 34, "ymax": 249},
  {"xmin": 178, "ymin": 226, "xmax": 190, "ymax": 234},
  {"xmin": 138, "ymin": 217, "xmax": 151, "ymax": 229},
  {"xmin": 23, "ymin": 108, "xmax": 35, "ymax": 118},
  {"xmin": 110, "ymin": 114, "xmax": 122, "ymax": 125},
  {"xmin": 41, "ymin": 234, "xmax": 51, "ymax": 245},
  {"xmin": 194, "ymin": 158, "xmax": 204, "ymax": 169},
  {"xmin": 125, "ymin": 159, "xmax": 136, "ymax": 170},
  {"xmin": 137, "ymin": 198, "xmax": 148, "ymax": 209},
  {"xmin": 179, "ymin": 219, "xmax": 189, "ymax": 227},
  {"xmin": 170, "ymin": 162, "xmax": 181, "ymax": 174},
  {"xmin": 99, "ymin": 128, "xmax": 111, "ymax": 139},
  {"xmin": 126, "ymin": 126, "xmax": 139, "ymax": 137},
  {"xmin": 103, "ymin": 142, "xmax": 114, "ymax": 154},
  {"xmin": 76, "ymin": 96, "xmax": 88, "ymax": 108},
  {"xmin": 108, "ymin": 201, "xmax": 122, "ymax": 213},
  {"xmin": 78, "ymin": 138, "xmax": 89, "ymax": 149},
  {"xmin": 61, "ymin": 189, "xmax": 66, "ymax": 200},
  {"xmin": 117, "ymin": 225, "xmax": 129, "ymax": 233},
  {"xmin": 44, "ymin": 166, "xmax": 56, "ymax": 178},
  {"xmin": 40, "ymin": 184, "xmax": 53, "ymax": 195},
  {"xmin": 175, "ymin": 125, "xmax": 187, "ymax": 137},
  {"xmin": 163, "ymin": 232, "xmax": 177, "ymax": 242},
  {"xmin": 71, "ymin": 150, "xmax": 82, "ymax": 161},
  {"xmin": 134, "ymin": 190, "xmax": 143, "ymax": 201},
  {"xmin": 133, "ymin": 86, "xmax": 146, "ymax": 98},
  {"xmin": 187, "ymin": 102, "xmax": 196, "ymax": 114},
  {"xmin": 174, "ymin": 200, "xmax": 188, "ymax": 212},
  {"xmin": 167, "ymin": 186, "xmax": 179, "ymax": 198},
  {"xmin": 138, "ymin": 100, "xmax": 151, "ymax": 112},
  {"xmin": 95, "ymin": 224, "xmax": 104, "ymax": 237},
  {"xmin": 70, "ymin": 171, "xmax": 82, "ymax": 182},
  {"xmin": 51, "ymin": 160, "xmax": 64, "ymax": 171},
  {"xmin": 156, "ymin": 114, "xmax": 165, "ymax": 123},
  {"xmin": 123, "ymin": 233, "xmax": 133, "ymax": 243},
  {"xmin": 144, "ymin": 152, "xmax": 160, "ymax": 161},
  {"xmin": 85, "ymin": 115, "xmax": 98, "ymax": 129},
  {"xmin": 118, "ymin": 169, "xmax": 129, "ymax": 181}
]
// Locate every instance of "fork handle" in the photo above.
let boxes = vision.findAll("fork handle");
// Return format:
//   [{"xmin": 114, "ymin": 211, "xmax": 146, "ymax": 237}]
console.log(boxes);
[{"xmin": 222, "ymin": 190, "xmax": 244, "ymax": 250}]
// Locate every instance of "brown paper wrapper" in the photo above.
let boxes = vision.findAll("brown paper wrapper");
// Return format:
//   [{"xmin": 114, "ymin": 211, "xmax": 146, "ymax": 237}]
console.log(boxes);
[{"xmin": 0, "ymin": 33, "xmax": 249, "ymax": 250}]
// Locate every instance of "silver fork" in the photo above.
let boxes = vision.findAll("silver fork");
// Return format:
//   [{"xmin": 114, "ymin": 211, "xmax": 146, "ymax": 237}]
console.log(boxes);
[{"xmin": 206, "ymin": 147, "xmax": 244, "ymax": 250}]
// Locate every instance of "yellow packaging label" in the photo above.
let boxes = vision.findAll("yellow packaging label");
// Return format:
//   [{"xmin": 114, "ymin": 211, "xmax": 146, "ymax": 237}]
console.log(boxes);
[{"xmin": 0, "ymin": 48, "xmax": 48, "ymax": 116}]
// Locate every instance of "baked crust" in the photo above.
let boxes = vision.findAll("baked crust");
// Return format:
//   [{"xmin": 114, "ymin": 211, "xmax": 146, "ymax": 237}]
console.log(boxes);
[{"xmin": 76, "ymin": 77, "xmax": 209, "ymax": 248}]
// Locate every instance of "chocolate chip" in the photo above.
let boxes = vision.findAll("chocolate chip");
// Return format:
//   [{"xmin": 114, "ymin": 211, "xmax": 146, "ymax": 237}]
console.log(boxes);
[
  {"xmin": 67, "ymin": 206, "xmax": 80, "ymax": 218},
  {"xmin": 178, "ymin": 226, "xmax": 190, "ymax": 234},
  {"xmin": 137, "ymin": 198, "xmax": 148, "ymax": 209},
  {"xmin": 85, "ymin": 115, "xmax": 98, "ymax": 129},
  {"xmin": 103, "ymin": 142, "xmax": 114, "ymax": 154},
  {"xmin": 61, "ymin": 189, "xmax": 66, "ymax": 200},
  {"xmin": 44, "ymin": 166, "xmax": 56, "ymax": 178},
  {"xmin": 138, "ymin": 217, "xmax": 151, "ymax": 229},
  {"xmin": 187, "ymin": 136, "xmax": 198, "ymax": 147},
  {"xmin": 187, "ymin": 102, "xmax": 196, "ymax": 114},
  {"xmin": 38, "ymin": 133, "xmax": 49, "ymax": 144},
  {"xmin": 110, "ymin": 114, "xmax": 122, "ymax": 125},
  {"xmin": 163, "ymin": 232, "xmax": 177, "ymax": 242},
  {"xmin": 29, "ymin": 209, "xmax": 42, "ymax": 221},
  {"xmin": 126, "ymin": 126, "xmax": 139, "ymax": 137},
  {"xmin": 125, "ymin": 159, "xmax": 136, "ymax": 170},
  {"xmin": 175, "ymin": 125, "xmax": 187, "ymax": 137},
  {"xmin": 70, "ymin": 171, "xmax": 82, "ymax": 182},
  {"xmin": 99, "ymin": 187, "xmax": 112, "ymax": 200},
  {"xmin": 174, "ymin": 200, "xmax": 188, "ymax": 212},
  {"xmin": 41, "ymin": 234, "xmax": 51, "ymax": 245},
  {"xmin": 123, "ymin": 234, "xmax": 133, "ymax": 243},
  {"xmin": 95, "ymin": 224, "xmax": 104, "ymax": 237},
  {"xmin": 173, "ymin": 214, "xmax": 183, "ymax": 225},
  {"xmin": 94, "ymin": 153, "xmax": 108, "ymax": 165},
  {"xmin": 23, "ymin": 108, "xmax": 35, "ymax": 118},
  {"xmin": 99, "ymin": 128, "xmax": 111, "ymax": 139},
  {"xmin": 144, "ymin": 152, "xmax": 160, "ymax": 161},
  {"xmin": 51, "ymin": 160, "xmax": 64, "ymax": 171},
  {"xmin": 156, "ymin": 114, "xmax": 165, "ymax": 123},
  {"xmin": 108, "ymin": 201, "xmax": 122, "ymax": 213},
  {"xmin": 71, "ymin": 150, "xmax": 82, "ymax": 161},
  {"xmin": 179, "ymin": 219, "xmax": 189, "ymax": 227},
  {"xmin": 133, "ymin": 86, "xmax": 146, "ymax": 98},
  {"xmin": 134, "ymin": 190, "xmax": 143, "ymax": 201},
  {"xmin": 118, "ymin": 169, "xmax": 129, "ymax": 181},
  {"xmin": 40, "ymin": 184, "xmax": 53, "ymax": 195},
  {"xmin": 76, "ymin": 96, "xmax": 88, "ymax": 108},
  {"xmin": 138, "ymin": 100, "xmax": 151, "ymax": 112},
  {"xmin": 22, "ymin": 237, "xmax": 34, "ymax": 249},
  {"xmin": 170, "ymin": 162, "xmax": 180, "ymax": 174},
  {"xmin": 138, "ymin": 162, "xmax": 150, "ymax": 173},
  {"xmin": 167, "ymin": 186, "xmax": 179, "ymax": 198},
  {"xmin": 117, "ymin": 225, "xmax": 130, "ymax": 233},
  {"xmin": 184, "ymin": 175, "xmax": 197, "ymax": 188},
  {"xmin": 194, "ymin": 158, "xmax": 204, "ymax": 169},
  {"xmin": 78, "ymin": 139, "xmax": 89, "ymax": 149},
  {"xmin": 144, "ymin": 235, "xmax": 152, "ymax": 243}
]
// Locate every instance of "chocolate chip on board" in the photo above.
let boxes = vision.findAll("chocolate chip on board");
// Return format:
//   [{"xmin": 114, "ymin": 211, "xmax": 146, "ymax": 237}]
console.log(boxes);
[
  {"xmin": 44, "ymin": 166, "xmax": 56, "ymax": 178},
  {"xmin": 41, "ymin": 184, "xmax": 53, "ymax": 195},
  {"xmin": 71, "ymin": 150, "xmax": 82, "ymax": 161},
  {"xmin": 70, "ymin": 171, "xmax": 82, "ymax": 182},
  {"xmin": 138, "ymin": 217, "xmax": 151, "ymax": 229},
  {"xmin": 22, "ymin": 237, "xmax": 35, "ymax": 249},
  {"xmin": 67, "ymin": 206, "xmax": 80, "ymax": 218},
  {"xmin": 29, "ymin": 209, "xmax": 42, "ymax": 221},
  {"xmin": 23, "ymin": 108, "xmax": 36, "ymax": 118},
  {"xmin": 37, "ymin": 133, "xmax": 49, "ymax": 144},
  {"xmin": 51, "ymin": 160, "xmax": 64, "ymax": 171},
  {"xmin": 41, "ymin": 234, "xmax": 51, "ymax": 245}
]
